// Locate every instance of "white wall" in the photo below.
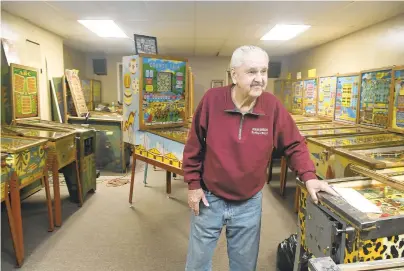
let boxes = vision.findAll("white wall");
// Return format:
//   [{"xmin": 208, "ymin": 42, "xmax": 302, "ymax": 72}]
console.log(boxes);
[
  {"xmin": 284, "ymin": 14, "xmax": 404, "ymax": 78},
  {"xmin": 1, "ymin": 10, "xmax": 65, "ymax": 120}
]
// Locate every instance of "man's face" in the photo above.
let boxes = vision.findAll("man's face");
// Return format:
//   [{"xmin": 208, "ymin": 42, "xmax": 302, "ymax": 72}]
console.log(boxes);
[{"xmin": 231, "ymin": 51, "xmax": 268, "ymax": 98}]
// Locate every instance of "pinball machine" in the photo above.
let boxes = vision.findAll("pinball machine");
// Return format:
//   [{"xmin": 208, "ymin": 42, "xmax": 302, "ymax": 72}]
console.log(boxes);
[
  {"xmin": 2, "ymin": 125, "xmax": 81, "ymax": 227},
  {"xmin": 308, "ymin": 257, "xmax": 404, "ymax": 271},
  {"xmin": 3, "ymin": 63, "xmax": 86, "ymax": 207},
  {"xmin": 122, "ymin": 54, "xmax": 191, "ymax": 202},
  {"xmin": 294, "ymin": 166, "xmax": 404, "ymax": 270},
  {"xmin": 1, "ymin": 135, "xmax": 54, "ymax": 266},
  {"xmin": 13, "ymin": 119, "xmax": 97, "ymax": 202},
  {"xmin": 63, "ymin": 69, "xmax": 131, "ymax": 173},
  {"xmin": 306, "ymin": 133, "xmax": 404, "ymax": 179}
]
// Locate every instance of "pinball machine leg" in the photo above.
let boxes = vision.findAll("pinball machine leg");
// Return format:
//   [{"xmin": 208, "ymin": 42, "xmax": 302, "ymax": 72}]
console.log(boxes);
[
  {"xmin": 10, "ymin": 172, "xmax": 24, "ymax": 263},
  {"xmin": 166, "ymin": 171, "xmax": 172, "ymax": 198},
  {"xmin": 294, "ymin": 186, "xmax": 300, "ymax": 213},
  {"xmin": 129, "ymin": 153, "xmax": 136, "ymax": 206},
  {"xmin": 74, "ymin": 157, "xmax": 84, "ymax": 207},
  {"xmin": 6, "ymin": 176, "xmax": 23, "ymax": 267},
  {"xmin": 293, "ymin": 218, "xmax": 303, "ymax": 271},
  {"xmin": 143, "ymin": 163, "xmax": 148, "ymax": 186},
  {"xmin": 267, "ymin": 155, "xmax": 273, "ymax": 184},
  {"xmin": 52, "ymin": 159, "xmax": 62, "ymax": 227},
  {"xmin": 280, "ymin": 156, "xmax": 288, "ymax": 196},
  {"xmin": 42, "ymin": 169, "xmax": 54, "ymax": 232}
]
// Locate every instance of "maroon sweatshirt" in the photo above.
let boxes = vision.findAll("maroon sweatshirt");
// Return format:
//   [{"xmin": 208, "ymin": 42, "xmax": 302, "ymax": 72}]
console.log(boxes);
[{"xmin": 182, "ymin": 86, "xmax": 317, "ymax": 201}]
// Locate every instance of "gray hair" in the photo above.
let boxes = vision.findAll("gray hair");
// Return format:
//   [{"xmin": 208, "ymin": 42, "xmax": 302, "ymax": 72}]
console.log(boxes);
[{"xmin": 230, "ymin": 45, "xmax": 269, "ymax": 69}]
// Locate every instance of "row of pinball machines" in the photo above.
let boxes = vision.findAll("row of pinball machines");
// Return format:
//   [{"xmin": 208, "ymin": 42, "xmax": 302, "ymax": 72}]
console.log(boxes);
[
  {"xmin": 0, "ymin": 60, "xmax": 103, "ymax": 266},
  {"xmin": 120, "ymin": 54, "xmax": 193, "ymax": 203},
  {"xmin": 271, "ymin": 66, "xmax": 404, "ymax": 269}
]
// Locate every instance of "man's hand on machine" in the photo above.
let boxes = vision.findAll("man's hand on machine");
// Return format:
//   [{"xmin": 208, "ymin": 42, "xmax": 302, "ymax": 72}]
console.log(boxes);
[
  {"xmin": 188, "ymin": 188, "xmax": 209, "ymax": 216},
  {"xmin": 305, "ymin": 179, "xmax": 339, "ymax": 204}
]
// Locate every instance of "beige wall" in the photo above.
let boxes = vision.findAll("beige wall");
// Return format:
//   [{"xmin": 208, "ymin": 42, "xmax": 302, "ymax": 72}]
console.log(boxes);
[
  {"xmin": 63, "ymin": 44, "xmax": 87, "ymax": 77},
  {"xmin": 284, "ymin": 14, "xmax": 404, "ymax": 78},
  {"xmin": 1, "ymin": 11, "xmax": 64, "ymax": 120},
  {"xmin": 84, "ymin": 53, "xmax": 122, "ymax": 104},
  {"xmin": 82, "ymin": 53, "xmax": 285, "ymax": 109}
]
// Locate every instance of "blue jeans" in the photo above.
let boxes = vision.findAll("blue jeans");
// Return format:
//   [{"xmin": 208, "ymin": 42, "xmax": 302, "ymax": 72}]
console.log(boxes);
[{"xmin": 185, "ymin": 189, "xmax": 263, "ymax": 271}]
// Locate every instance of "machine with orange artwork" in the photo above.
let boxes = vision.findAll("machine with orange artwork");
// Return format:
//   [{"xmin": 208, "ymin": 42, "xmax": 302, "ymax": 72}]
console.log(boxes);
[{"xmin": 122, "ymin": 54, "xmax": 193, "ymax": 203}]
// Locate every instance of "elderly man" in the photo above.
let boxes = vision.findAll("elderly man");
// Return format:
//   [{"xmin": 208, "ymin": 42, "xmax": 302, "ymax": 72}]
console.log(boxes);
[{"xmin": 182, "ymin": 45, "xmax": 337, "ymax": 270}]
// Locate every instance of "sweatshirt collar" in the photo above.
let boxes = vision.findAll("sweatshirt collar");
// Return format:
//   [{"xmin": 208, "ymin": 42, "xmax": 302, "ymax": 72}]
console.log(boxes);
[{"xmin": 224, "ymin": 85, "xmax": 265, "ymax": 115}]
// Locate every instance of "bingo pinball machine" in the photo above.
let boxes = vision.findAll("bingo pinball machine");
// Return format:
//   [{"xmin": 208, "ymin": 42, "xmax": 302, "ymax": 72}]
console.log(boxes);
[
  {"xmin": 276, "ymin": 126, "xmax": 385, "ymax": 198},
  {"xmin": 292, "ymin": 80, "xmax": 304, "ymax": 115},
  {"xmin": 63, "ymin": 69, "xmax": 131, "ymax": 173},
  {"xmin": 13, "ymin": 119, "xmax": 97, "ymax": 202},
  {"xmin": 122, "ymin": 54, "xmax": 190, "ymax": 202},
  {"xmin": 389, "ymin": 66, "xmax": 404, "ymax": 134},
  {"xmin": 2, "ymin": 125, "xmax": 81, "ymax": 227},
  {"xmin": 294, "ymin": 166, "xmax": 404, "ymax": 270},
  {"xmin": 334, "ymin": 73, "xmax": 360, "ymax": 126},
  {"xmin": 1, "ymin": 136, "xmax": 54, "ymax": 266},
  {"xmin": 358, "ymin": 67, "xmax": 393, "ymax": 129},
  {"xmin": 317, "ymin": 76, "xmax": 337, "ymax": 120},
  {"xmin": 302, "ymin": 78, "xmax": 318, "ymax": 116},
  {"xmin": 306, "ymin": 133, "xmax": 404, "ymax": 180}
]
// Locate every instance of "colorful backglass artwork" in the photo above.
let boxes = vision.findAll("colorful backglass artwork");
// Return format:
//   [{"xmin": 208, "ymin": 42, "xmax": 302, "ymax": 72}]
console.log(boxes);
[
  {"xmin": 292, "ymin": 81, "xmax": 303, "ymax": 114},
  {"xmin": 392, "ymin": 69, "xmax": 404, "ymax": 131},
  {"xmin": 335, "ymin": 75, "xmax": 359, "ymax": 123},
  {"xmin": 65, "ymin": 69, "xmax": 89, "ymax": 116},
  {"xmin": 317, "ymin": 76, "xmax": 336, "ymax": 118},
  {"xmin": 141, "ymin": 57, "xmax": 187, "ymax": 128},
  {"xmin": 11, "ymin": 64, "xmax": 39, "ymax": 119},
  {"xmin": 359, "ymin": 69, "xmax": 392, "ymax": 128},
  {"xmin": 303, "ymin": 79, "xmax": 317, "ymax": 115}
]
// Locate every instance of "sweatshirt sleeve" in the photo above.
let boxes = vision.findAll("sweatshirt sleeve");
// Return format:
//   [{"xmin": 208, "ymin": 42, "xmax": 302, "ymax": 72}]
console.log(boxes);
[
  {"xmin": 273, "ymin": 103, "xmax": 317, "ymax": 182},
  {"xmin": 182, "ymin": 96, "xmax": 208, "ymax": 190}
]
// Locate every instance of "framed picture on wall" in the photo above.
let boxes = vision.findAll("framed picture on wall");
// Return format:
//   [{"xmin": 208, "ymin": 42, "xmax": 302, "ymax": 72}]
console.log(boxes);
[
  {"xmin": 211, "ymin": 79, "xmax": 224, "ymax": 88},
  {"xmin": 134, "ymin": 34, "xmax": 158, "ymax": 55}
]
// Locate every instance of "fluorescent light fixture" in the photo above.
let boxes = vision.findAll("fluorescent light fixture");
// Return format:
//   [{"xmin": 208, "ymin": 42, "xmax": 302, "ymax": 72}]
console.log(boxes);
[
  {"xmin": 260, "ymin": 24, "xmax": 311, "ymax": 41},
  {"xmin": 78, "ymin": 20, "xmax": 128, "ymax": 38}
]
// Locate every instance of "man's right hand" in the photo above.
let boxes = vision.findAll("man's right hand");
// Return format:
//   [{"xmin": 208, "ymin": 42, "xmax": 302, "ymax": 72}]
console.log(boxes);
[{"xmin": 188, "ymin": 188, "xmax": 209, "ymax": 216}]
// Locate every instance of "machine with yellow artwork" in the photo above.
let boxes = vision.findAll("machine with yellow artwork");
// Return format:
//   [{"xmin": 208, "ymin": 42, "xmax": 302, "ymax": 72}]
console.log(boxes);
[
  {"xmin": 14, "ymin": 119, "xmax": 97, "ymax": 202},
  {"xmin": 1, "ymin": 135, "xmax": 54, "ymax": 266},
  {"xmin": 306, "ymin": 133, "xmax": 404, "ymax": 179},
  {"xmin": 294, "ymin": 166, "xmax": 404, "ymax": 270},
  {"xmin": 389, "ymin": 67, "xmax": 404, "ymax": 133},
  {"xmin": 4, "ymin": 62, "xmax": 92, "ymax": 203},
  {"xmin": 358, "ymin": 68, "xmax": 392, "ymax": 128},
  {"xmin": 2, "ymin": 125, "xmax": 81, "ymax": 227},
  {"xmin": 302, "ymin": 78, "xmax": 317, "ymax": 116},
  {"xmin": 317, "ymin": 76, "xmax": 337, "ymax": 119},
  {"xmin": 122, "ymin": 54, "xmax": 191, "ymax": 201},
  {"xmin": 292, "ymin": 81, "xmax": 304, "ymax": 115}
]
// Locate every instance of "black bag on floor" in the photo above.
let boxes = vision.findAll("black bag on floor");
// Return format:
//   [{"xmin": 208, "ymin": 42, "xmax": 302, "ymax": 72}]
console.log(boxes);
[
  {"xmin": 276, "ymin": 234, "xmax": 312, "ymax": 271},
  {"xmin": 276, "ymin": 234, "xmax": 297, "ymax": 271}
]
